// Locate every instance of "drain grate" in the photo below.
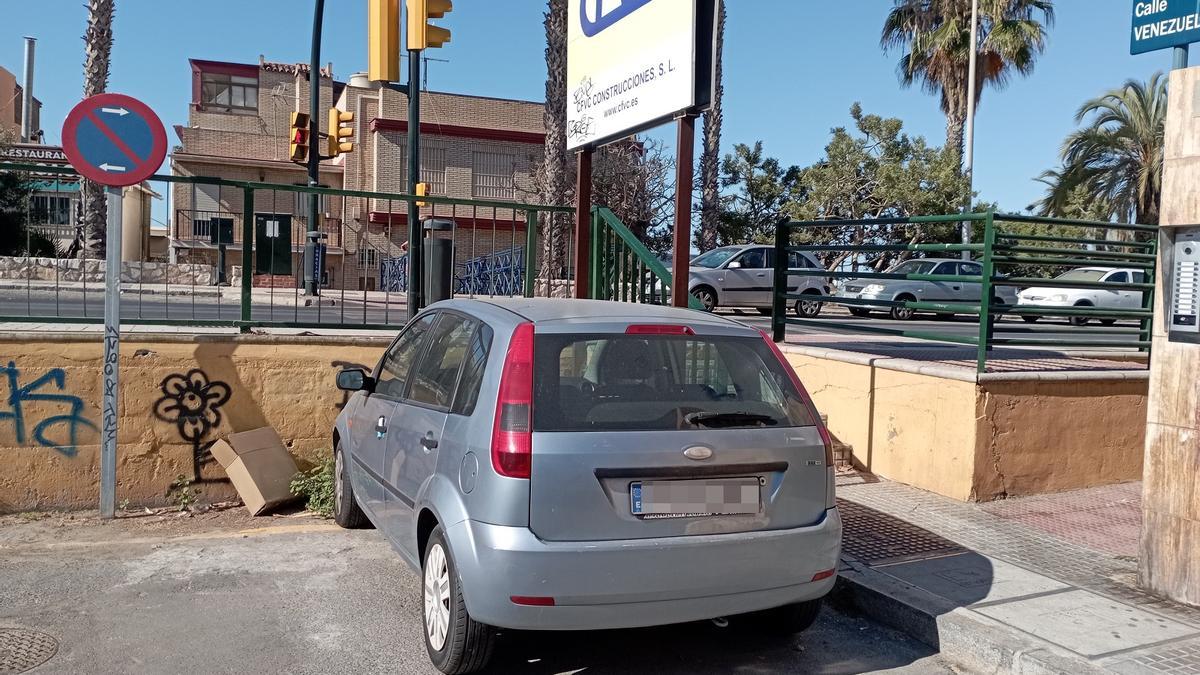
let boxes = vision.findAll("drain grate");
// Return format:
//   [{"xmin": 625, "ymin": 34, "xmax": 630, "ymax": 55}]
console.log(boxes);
[
  {"xmin": 0, "ymin": 628, "xmax": 59, "ymax": 674},
  {"xmin": 838, "ymin": 498, "xmax": 967, "ymax": 566}
]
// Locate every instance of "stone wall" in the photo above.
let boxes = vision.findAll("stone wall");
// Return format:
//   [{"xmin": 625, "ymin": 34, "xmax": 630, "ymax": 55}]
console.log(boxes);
[
  {"xmin": 0, "ymin": 256, "xmax": 242, "ymax": 287},
  {"xmin": 0, "ymin": 334, "xmax": 387, "ymax": 512}
]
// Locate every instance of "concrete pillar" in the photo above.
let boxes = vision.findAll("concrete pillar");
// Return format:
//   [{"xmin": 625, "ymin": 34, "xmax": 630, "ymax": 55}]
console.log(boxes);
[
  {"xmin": 1141, "ymin": 66, "xmax": 1200, "ymax": 607},
  {"xmin": 120, "ymin": 186, "xmax": 144, "ymax": 263}
]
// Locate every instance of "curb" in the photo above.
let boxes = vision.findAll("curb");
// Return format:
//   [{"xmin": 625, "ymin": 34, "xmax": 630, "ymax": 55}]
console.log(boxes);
[{"xmin": 835, "ymin": 565, "xmax": 1110, "ymax": 675}]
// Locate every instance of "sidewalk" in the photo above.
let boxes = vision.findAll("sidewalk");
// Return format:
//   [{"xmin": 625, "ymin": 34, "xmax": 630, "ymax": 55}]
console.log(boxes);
[{"xmin": 836, "ymin": 474, "xmax": 1200, "ymax": 674}]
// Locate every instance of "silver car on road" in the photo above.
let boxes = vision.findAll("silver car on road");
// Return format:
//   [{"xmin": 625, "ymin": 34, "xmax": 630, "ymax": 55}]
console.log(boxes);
[
  {"xmin": 838, "ymin": 257, "xmax": 1018, "ymax": 321},
  {"xmin": 688, "ymin": 244, "xmax": 831, "ymax": 318},
  {"xmin": 332, "ymin": 298, "xmax": 842, "ymax": 674}
]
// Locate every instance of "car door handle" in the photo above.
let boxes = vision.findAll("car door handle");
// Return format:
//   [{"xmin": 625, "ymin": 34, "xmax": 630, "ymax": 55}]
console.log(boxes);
[
  {"xmin": 755, "ymin": 272, "xmax": 767, "ymax": 277},
  {"xmin": 420, "ymin": 433, "xmax": 439, "ymax": 450},
  {"xmin": 952, "ymin": 286, "xmax": 961, "ymax": 291},
  {"xmin": 375, "ymin": 416, "xmax": 387, "ymax": 438}
]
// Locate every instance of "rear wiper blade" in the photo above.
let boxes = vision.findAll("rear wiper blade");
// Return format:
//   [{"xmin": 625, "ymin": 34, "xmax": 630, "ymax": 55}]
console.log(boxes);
[{"xmin": 685, "ymin": 412, "xmax": 779, "ymax": 428}]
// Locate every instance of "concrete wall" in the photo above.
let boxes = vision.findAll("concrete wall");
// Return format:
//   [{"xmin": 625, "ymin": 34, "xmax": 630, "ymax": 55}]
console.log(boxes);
[
  {"xmin": 785, "ymin": 349, "xmax": 1147, "ymax": 502},
  {"xmin": 0, "ymin": 334, "xmax": 386, "ymax": 512}
]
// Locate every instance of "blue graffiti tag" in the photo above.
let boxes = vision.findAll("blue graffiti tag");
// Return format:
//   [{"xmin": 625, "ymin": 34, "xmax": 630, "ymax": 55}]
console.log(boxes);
[{"xmin": 0, "ymin": 361, "xmax": 97, "ymax": 457}]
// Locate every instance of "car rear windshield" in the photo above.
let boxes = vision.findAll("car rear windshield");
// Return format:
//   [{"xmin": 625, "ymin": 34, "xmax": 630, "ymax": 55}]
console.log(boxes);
[{"xmin": 532, "ymin": 333, "xmax": 816, "ymax": 432}]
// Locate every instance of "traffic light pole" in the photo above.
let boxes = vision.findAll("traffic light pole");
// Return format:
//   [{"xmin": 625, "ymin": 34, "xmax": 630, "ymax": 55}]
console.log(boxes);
[
  {"xmin": 406, "ymin": 49, "xmax": 423, "ymax": 319},
  {"xmin": 304, "ymin": 0, "xmax": 325, "ymax": 297}
]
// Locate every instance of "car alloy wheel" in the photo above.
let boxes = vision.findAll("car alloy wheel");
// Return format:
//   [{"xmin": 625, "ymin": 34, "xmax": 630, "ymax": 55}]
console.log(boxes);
[
  {"xmin": 334, "ymin": 450, "xmax": 344, "ymax": 507},
  {"xmin": 424, "ymin": 543, "xmax": 452, "ymax": 652},
  {"xmin": 795, "ymin": 298, "xmax": 822, "ymax": 318},
  {"xmin": 890, "ymin": 306, "xmax": 915, "ymax": 321},
  {"xmin": 692, "ymin": 288, "xmax": 716, "ymax": 312}
]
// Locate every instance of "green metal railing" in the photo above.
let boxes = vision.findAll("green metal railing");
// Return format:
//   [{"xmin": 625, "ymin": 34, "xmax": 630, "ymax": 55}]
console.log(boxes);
[
  {"xmin": 0, "ymin": 162, "xmax": 574, "ymax": 331},
  {"xmin": 771, "ymin": 211, "xmax": 1158, "ymax": 372},
  {"xmin": 589, "ymin": 206, "xmax": 704, "ymax": 309}
]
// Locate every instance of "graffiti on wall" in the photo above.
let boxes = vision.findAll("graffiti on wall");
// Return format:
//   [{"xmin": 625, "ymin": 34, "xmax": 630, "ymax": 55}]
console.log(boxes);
[
  {"xmin": 152, "ymin": 369, "xmax": 231, "ymax": 480},
  {"xmin": 0, "ymin": 361, "xmax": 97, "ymax": 457}
]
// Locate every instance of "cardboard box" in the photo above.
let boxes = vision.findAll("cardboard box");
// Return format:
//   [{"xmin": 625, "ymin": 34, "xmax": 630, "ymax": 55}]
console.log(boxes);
[{"xmin": 210, "ymin": 427, "xmax": 300, "ymax": 515}]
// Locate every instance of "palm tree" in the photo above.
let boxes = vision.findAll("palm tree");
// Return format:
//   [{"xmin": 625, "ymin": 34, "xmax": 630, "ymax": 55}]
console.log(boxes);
[
  {"xmin": 540, "ymin": 0, "xmax": 568, "ymax": 292},
  {"xmin": 79, "ymin": 0, "xmax": 116, "ymax": 260},
  {"xmin": 1036, "ymin": 74, "xmax": 1167, "ymax": 226},
  {"xmin": 881, "ymin": 0, "xmax": 1054, "ymax": 164},
  {"xmin": 698, "ymin": 2, "xmax": 726, "ymax": 253}
]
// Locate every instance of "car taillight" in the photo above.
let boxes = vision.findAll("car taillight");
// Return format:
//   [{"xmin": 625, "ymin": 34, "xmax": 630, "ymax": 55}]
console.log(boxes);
[
  {"xmin": 492, "ymin": 322, "xmax": 535, "ymax": 479},
  {"xmin": 625, "ymin": 324, "xmax": 695, "ymax": 335},
  {"xmin": 757, "ymin": 329, "xmax": 834, "ymax": 468}
]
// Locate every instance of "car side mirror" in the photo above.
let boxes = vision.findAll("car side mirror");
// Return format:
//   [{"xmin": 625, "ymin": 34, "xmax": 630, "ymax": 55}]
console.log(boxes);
[
  {"xmin": 336, "ymin": 368, "xmax": 374, "ymax": 392},
  {"xmin": 727, "ymin": 261, "xmax": 742, "ymax": 269}
]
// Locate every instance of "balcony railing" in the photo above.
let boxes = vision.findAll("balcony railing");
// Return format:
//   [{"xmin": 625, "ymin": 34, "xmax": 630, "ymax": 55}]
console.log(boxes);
[{"xmin": 174, "ymin": 209, "xmax": 342, "ymax": 248}]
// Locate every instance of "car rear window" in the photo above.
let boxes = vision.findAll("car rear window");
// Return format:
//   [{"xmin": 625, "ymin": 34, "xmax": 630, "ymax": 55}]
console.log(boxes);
[{"xmin": 532, "ymin": 334, "xmax": 816, "ymax": 432}]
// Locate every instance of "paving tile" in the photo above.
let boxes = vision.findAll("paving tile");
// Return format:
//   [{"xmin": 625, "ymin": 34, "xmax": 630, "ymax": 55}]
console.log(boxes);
[
  {"xmin": 974, "ymin": 589, "xmax": 1199, "ymax": 658},
  {"xmin": 878, "ymin": 553, "xmax": 1069, "ymax": 607}
]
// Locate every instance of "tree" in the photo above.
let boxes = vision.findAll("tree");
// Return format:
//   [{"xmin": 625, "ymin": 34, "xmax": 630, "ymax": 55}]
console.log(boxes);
[
  {"xmin": 698, "ymin": 1, "xmax": 726, "ymax": 253},
  {"xmin": 0, "ymin": 136, "xmax": 65, "ymax": 258},
  {"xmin": 788, "ymin": 104, "xmax": 971, "ymax": 271},
  {"xmin": 78, "ymin": 0, "xmax": 116, "ymax": 260},
  {"xmin": 538, "ymin": 0, "xmax": 569, "ymax": 288},
  {"xmin": 707, "ymin": 142, "xmax": 799, "ymax": 248},
  {"xmin": 1035, "ymin": 74, "xmax": 1166, "ymax": 226},
  {"xmin": 881, "ymin": 0, "xmax": 1054, "ymax": 164}
]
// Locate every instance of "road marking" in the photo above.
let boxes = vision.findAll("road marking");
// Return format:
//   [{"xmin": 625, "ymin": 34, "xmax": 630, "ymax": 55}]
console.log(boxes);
[{"xmin": 1, "ymin": 521, "xmax": 344, "ymax": 551}]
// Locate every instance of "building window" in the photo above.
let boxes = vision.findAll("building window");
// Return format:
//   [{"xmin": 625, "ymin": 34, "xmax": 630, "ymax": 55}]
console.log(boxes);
[
  {"xmin": 30, "ymin": 195, "xmax": 73, "ymax": 226},
  {"xmin": 358, "ymin": 248, "xmax": 377, "ymax": 268},
  {"xmin": 472, "ymin": 151, "xmax": 515, "ymax": 199},
  {"xmin": 422, "ymin": 144, "xmax": 447, "ymax": 195},
  {"xmin": 200, "ymin": 72, "xmax": 259, "ymax": 111}
]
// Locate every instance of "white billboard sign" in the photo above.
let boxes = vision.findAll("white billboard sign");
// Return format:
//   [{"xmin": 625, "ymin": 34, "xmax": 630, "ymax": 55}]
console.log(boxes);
[{"xmin": 567, "ymin": 0, "xmax": 699, "ymax": 150}]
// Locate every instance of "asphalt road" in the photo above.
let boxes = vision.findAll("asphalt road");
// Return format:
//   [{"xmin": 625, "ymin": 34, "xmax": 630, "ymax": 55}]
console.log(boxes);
[{"xmin": 0, "ymin": 513, "xmax": 953, "ymax": 675}]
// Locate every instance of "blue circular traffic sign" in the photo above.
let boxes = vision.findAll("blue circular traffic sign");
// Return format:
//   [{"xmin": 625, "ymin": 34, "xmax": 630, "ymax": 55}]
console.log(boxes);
[{"xmin": 61, "ymin": 93, "xmax": 167, "ymax": 187}]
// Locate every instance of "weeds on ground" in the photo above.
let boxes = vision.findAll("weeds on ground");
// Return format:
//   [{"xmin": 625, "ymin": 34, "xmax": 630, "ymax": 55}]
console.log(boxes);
[
  {"xmin": 290, "ymin": 457, "xmax": 335, "ymax": 518},
  {"xmin": 168, "ymin": 475, "xmax": 201, "ymax": 511}
]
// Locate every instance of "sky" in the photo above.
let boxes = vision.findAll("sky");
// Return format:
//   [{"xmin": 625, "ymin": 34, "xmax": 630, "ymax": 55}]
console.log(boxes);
[{"xmin": 0, "ymin": 0, "xmax": 1178, "ymax": 213}]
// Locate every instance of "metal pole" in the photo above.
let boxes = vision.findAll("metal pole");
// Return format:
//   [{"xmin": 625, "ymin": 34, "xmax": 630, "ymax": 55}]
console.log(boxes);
[
  {"xmin": 304, "ymin": 0, "xmax": 325, "ymax": 297},
  {"xmin": 21, "ymin": 36, "xmax": 36, "ymax": 143},
  {"xmin": 962, "ymin": 0, "xmax": 979, "ymax": 260},
  {"xmin": 672, "ymin": 114, "xmax": 697, "ymax": 307},
  {"xmin": 1174, "ymin": 45, "xmax": 1190, "ymax": 70},
  {"xmin": 573, "ymin": 148, "xmax": 593, "ymax": 299},
  {"xmin": 100, "ymin": 186, "xmax": 123, "ymax": 520},
  {"xmin": 406, "ymin": 48, "xmax": 423, "ymax": 319}
]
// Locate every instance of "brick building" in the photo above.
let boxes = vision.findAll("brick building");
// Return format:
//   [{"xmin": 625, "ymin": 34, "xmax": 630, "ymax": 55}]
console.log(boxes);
[{"xmin": 171, "ymin": 57, "xmax": 546, "ymax": 291}]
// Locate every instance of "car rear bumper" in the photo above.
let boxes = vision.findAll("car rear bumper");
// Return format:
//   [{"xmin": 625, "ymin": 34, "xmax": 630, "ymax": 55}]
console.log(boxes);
[
  {"xmin": 838, "ymin": 292, "xmax": 889, "ymax": 310},
  {"xmin": 446, "ymin": 508, "xmax": 842, "ymax": 631}
]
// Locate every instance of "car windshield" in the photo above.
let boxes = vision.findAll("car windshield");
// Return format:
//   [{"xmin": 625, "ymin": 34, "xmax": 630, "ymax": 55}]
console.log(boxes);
[
  {"xmin": 533, "ymin": 334, "xmax": 816, "ymax": 432},
  {"xmin": 691, "ymin": 247, "xmax": 741, "ymax": 269},
  {"xmin": 1055, "ymin": 269, "xmax": 1108, "ymax": 282},
  {"xmin": 888, "ymin": 260, "xmax": 939, "ymax": 275}
]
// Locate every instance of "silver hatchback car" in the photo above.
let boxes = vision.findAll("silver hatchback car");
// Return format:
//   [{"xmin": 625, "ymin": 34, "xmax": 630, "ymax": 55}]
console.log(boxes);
[{"xmin": 332, "ymin": 299, "xmax": 841, "ymax": 674}]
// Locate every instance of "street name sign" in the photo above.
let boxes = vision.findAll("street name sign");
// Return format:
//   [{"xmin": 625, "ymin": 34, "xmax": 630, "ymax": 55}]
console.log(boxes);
[
  {"xmin": 61, "ymin": 93, "xmax": 166, "ymax": 187},
  {"xmin": 1131, "ymin": 0, "xmax": 1200, "ymax": 55}
]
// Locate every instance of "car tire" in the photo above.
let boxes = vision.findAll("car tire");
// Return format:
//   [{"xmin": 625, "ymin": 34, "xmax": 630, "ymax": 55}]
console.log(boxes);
[
  {"xmin": 745, "ymin": 599, "xmax": 823, "ymax": 636},
  {"xmin": 1022, "ymin": 316, "xmax": 1040, "ymax": 324},
  {"xmin": 1070, "ymin": 301, "xmax": 1093, "ymax": 327},
  {"xmin": 756, "ymin": 307, "xmax": 773, "ymax": 316},
  {"xmin": 1100, "ymin": 319, "xmax": 1117, "ymax": 326},
  {"xmin": 934, "ymin": 313, "xmax": 953, "ymax": 321},
  {"xmin": 691, "ymin": 286, "xmax": 717, "ymax": 313},
  {"xmin": 794, "ymin": 293, "xmax": 823, "ymax": 319},
  {"xmin": 890, "ymin": 296, "xmax": 916, "ymax": 321},
  {"xmin": 332, "ymin": 441, "xmax": 369, "ymax": 529},
  {"xmin": 849, "ymin": 308, "xmax": 870, "ymax": 318},
  {"xmin": 423, "ymin": 526, "xmax": 496, "ymax": 675}
]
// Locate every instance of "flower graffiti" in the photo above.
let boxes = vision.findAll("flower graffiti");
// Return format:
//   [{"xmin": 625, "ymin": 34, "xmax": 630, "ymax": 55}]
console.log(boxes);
[{"xmin": 152, "ymin": 369, "xmax": 231, "ymax": 480}]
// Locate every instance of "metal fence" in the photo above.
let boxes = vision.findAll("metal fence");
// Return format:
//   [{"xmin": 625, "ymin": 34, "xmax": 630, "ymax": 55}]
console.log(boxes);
[
  {"xmin": 589, "ymin": 206, "xmax": 702, "ymax": 309},
  {"xmin": 0, "ymin": 162, "xmax": 575, "ymax": 331},
  {"xmin": 771, "ymin": 211, "xmax": 1158, "ymax": 372}
]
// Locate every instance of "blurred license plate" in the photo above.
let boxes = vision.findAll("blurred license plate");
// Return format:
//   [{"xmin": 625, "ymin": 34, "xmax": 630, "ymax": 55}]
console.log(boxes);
[{"xmin": 630, "ymin": 478, "xmax": 760, "ymax": 518}]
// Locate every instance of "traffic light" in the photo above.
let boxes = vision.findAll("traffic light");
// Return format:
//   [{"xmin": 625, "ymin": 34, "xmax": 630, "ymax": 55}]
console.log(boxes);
[
  {"xmin": 326, "ymin": 108, "xmax": 355, "ymax": 157},
  {"xmin": 288, "ymin": 111, "xmax": 310, "ymax": 163},
  {"xmin": 415, "ymin": 181, "xmax": 429, "ymax": 206},
  {"xmin": 407, "ymin": 0, "xmax": 452, "ymax": 50},
  {"xmin": 368, "ymin": 0, "xmax": 400, "ymax": 81}
]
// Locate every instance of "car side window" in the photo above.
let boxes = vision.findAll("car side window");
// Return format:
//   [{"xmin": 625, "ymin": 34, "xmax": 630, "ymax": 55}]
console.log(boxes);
[
  {"xmin": 932, "ymin": 262, "xmax": 957, "ymax": 275},
  {"xmin": 1107, "ymin": 271, "xmax": 1129, "ymax": 284},
  {"xmin": 451, "ymin": 323, "xmax": 494, "ymax": 416},
  {"xmin": 737, "ymin": 249, "xmax": 767, "ymax": 269},
  {"xmin": 374, "ymin": 314, "xmax": 437, "ymax": 399},
  {"xmin": 407, "ymin": 314, "xmax": 477, "ymax": 410},
  {"xmin": 959, "ymin": 262, "xmax": 982, "ymax": 277},
  {"xmin": 1133, "ymin": 271, "xmax": 1147, "ymax": 284}
]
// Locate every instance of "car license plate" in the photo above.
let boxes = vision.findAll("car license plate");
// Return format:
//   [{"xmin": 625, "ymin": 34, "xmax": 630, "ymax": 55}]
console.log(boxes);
[{"xmin": 630, "ymin": 478, "xmax": 761, "ymax": 518}]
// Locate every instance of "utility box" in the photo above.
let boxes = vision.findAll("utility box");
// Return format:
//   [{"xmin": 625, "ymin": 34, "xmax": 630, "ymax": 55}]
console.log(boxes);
[
  {"xmin": 423, "ymin": 218, "xmax": 455, "ymax": 304},
  {"xmin": 1169, "ymin": 227, "xmax": 1200, "ymax": 341}
]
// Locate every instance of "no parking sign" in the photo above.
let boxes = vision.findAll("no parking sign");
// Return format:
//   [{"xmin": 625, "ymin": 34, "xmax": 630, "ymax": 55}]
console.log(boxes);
[{"xmin": 61, "ymin": 93, "xmax": 166, "ymax": 187}]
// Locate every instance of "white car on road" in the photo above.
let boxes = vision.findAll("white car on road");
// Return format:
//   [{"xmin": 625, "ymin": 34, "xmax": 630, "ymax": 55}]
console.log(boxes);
[{"xmin": 1016, "ymin": 267, "xmax": 1146, "ymax": 326}]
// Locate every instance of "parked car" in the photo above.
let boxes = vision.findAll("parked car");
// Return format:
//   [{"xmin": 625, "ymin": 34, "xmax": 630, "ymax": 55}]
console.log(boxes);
[
  {"xmin": 332, "ymin": 298, "xmax": 842, "ymax": 674},
  {"xmin": 837, "ymin": 257, "xmax": 1018, "ymax": 321},
  {"xmin": 688, "ymin": 244, "xmax": 831, "ymax": 317},
  {"xmin": 1017, "ymin": 267, "xmax": 1146, "ymax": 326}
]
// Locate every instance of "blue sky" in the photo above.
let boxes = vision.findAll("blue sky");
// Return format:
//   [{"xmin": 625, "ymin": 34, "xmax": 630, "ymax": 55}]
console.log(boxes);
[{"xmin": 0, "ymin": 1, "xmax": 1176, "ymax": 212}]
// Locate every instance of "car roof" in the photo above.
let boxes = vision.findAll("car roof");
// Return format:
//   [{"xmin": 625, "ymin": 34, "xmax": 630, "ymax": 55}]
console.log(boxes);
[{"xmin": 433, "ymin": 298, "xmax": 759, "ymax": 334}]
